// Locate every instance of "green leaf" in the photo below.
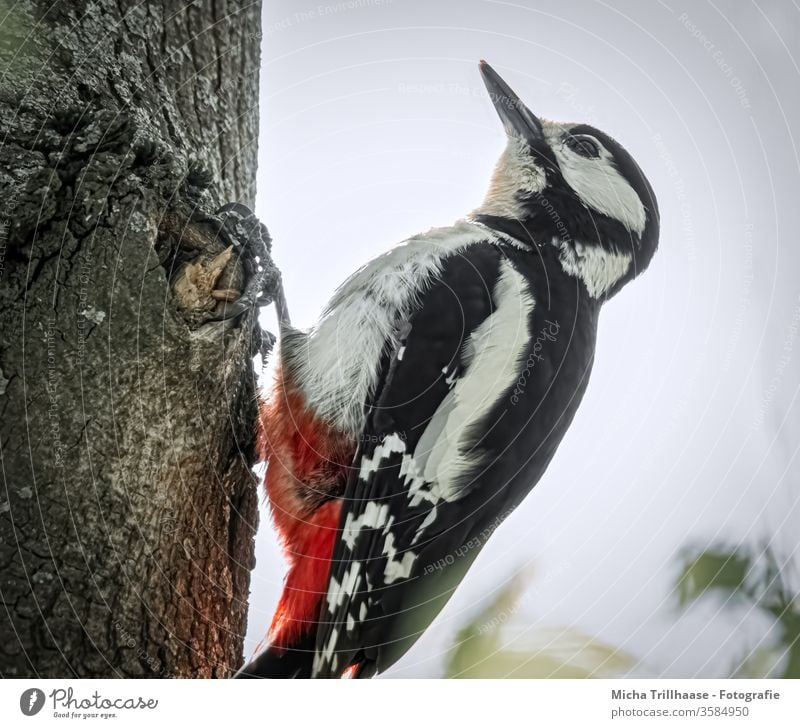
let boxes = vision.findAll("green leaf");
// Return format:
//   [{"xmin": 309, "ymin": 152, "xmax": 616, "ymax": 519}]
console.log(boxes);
[
  {"xmin": 676, "ymin": 550, "xmax": 751, "ymax": 605},
  {"xmin": 445, "ymin": 572, "xmax": 635, "ymax": 678}
]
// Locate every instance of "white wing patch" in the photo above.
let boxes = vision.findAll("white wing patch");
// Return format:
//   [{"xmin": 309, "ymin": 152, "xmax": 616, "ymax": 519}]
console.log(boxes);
[
  {"xmin": 415, "ymin": 260, "xmax": 535, "ymax": 501},
  {"xmin": 281, "ymin": 221, "xmax": 512, "ymax": 436},
  {"xmin": 399, "ymin": 448, "xmax": 449, "ymax": 510}
]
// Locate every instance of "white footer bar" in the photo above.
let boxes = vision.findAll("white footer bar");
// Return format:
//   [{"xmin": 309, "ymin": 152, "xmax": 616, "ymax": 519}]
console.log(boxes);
[{"xmin": 1, "ymin": 678, "xmax": 797, "ymax": 727}]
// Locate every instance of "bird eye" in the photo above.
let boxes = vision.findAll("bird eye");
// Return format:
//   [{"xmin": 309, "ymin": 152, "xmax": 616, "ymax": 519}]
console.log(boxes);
[{"xmin": 565, "ymin": 134, "xmax": 601, "ymax": 159}]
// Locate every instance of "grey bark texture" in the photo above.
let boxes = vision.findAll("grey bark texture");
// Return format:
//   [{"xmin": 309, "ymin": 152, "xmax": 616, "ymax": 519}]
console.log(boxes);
[{"xmin": 0, "ymin": 0, "xmax": 273, "ymax": 677}]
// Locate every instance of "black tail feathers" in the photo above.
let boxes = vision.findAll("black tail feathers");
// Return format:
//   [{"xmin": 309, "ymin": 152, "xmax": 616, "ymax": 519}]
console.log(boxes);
[
  {"xmin": 234, "ymin": 633, "xmax": 376, "ymax": 679},
  {"xmin": 234, "ymin": 633, "xmax": 315, "ymax": 679}
]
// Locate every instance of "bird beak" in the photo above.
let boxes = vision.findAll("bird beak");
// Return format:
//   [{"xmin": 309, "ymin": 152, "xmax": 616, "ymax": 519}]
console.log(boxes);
[{"xmin": 479, "ymin": 60, "xmax": 544, "ymax": 143}]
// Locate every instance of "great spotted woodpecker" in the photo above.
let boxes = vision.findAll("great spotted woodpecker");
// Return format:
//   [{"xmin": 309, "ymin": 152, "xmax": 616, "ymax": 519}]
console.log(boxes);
[{"xmin": 237, "ymin": 61, "xmax": 659, "ymax": 678}]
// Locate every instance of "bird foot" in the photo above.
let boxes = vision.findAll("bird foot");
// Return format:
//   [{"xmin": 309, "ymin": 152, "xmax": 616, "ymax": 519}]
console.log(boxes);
[
  {"xmin": 167, "ymin": 203, "xmax": 279, "ymax": 326},
  {"xmin": 204, "ymin": 203, "xmax": 278, "ymax": 323}
]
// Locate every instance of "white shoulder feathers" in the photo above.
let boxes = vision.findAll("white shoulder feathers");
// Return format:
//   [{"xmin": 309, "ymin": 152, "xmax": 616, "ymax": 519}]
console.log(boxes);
[{"xmin": 280, "ymin": 221, "xmax": 509, "ymax": 436}]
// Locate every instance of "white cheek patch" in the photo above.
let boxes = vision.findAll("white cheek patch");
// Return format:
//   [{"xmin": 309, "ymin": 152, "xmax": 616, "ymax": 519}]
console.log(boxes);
[
  {"xmin": 474, "ymin": 135, "xmax": 547, "ymax": 219},
  {"xmin": 548, "ymin": 129, "xmax": 646, "ymax": 236}
]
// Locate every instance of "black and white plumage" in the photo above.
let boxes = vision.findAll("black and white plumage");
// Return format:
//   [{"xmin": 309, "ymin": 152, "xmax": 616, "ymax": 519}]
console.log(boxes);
[{"xmin": 239, "ymin": 60, "xmax": 659, "ymax": 679}]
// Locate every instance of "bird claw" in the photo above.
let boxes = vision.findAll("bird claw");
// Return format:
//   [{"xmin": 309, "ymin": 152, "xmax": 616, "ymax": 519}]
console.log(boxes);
[
  {"xmin": 206, "ymin": 297, "xmax": 255, "ymax": 322},
  {"xmin": 203, "ymin": 204, "xmax": 275, "ymax": 323},
  {"xmin": 211, "ymin": 288, "xmax": 242, "ymax": 303}
]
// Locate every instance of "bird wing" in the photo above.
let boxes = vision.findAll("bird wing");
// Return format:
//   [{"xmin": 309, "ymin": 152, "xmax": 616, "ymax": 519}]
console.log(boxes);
[{"xmin": 312, "ymin": 242, "xmax": 537, "ymax": 677}]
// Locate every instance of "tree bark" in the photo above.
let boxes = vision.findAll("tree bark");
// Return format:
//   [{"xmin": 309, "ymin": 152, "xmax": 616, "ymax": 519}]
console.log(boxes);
[{"xmin": 0, "ymin": 0, "xmax": 270, "ymax": 677}]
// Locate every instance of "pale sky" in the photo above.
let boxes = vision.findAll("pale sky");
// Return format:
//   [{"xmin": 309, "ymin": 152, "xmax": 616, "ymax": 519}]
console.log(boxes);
[{"xmin": 245, "ymin": 0, "xmax": 800, "ymax": 677}]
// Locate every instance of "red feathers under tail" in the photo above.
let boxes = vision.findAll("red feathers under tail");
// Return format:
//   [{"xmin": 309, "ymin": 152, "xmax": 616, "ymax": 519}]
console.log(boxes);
[{"xmin": 256, "ymin": 364, "xmax": 353, "ymax": 652}]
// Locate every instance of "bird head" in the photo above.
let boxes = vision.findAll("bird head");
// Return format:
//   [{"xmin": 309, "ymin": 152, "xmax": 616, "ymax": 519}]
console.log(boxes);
[{"xmin": 474, "ymin": 60, "xmax": 659, "ymax": 299}]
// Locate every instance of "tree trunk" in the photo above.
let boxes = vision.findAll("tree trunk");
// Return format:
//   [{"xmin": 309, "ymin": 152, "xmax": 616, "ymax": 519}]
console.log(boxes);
[{"xmin": 0, "ymin": 0, "xmax": 270, "ymax": 678}]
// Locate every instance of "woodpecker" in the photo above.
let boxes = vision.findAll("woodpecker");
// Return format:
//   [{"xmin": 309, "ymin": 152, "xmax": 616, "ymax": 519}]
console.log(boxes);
[{"xmin": 237, "ymin": 60, "xmax": 659, "ymax": 678}]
